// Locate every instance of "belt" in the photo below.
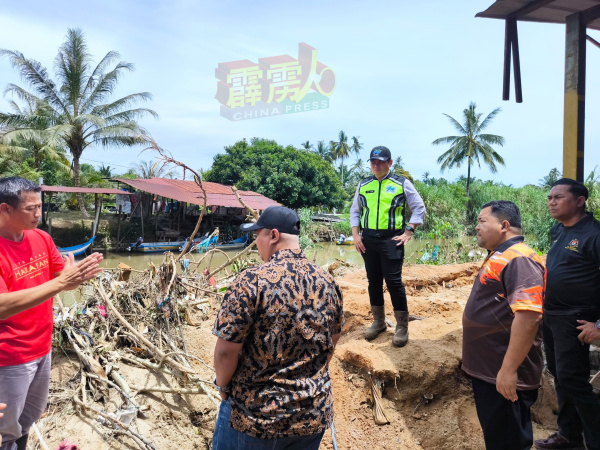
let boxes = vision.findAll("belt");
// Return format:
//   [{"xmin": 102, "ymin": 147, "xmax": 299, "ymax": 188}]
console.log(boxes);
[{"xmin": 361, "ymin": 229, "xmax": 403, "ymax": 238}]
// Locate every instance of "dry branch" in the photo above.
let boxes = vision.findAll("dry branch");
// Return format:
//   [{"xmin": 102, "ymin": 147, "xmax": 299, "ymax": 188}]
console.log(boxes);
[
  {"xmin": 232, "ymin": 186, "xmax": 259, "ymax": 220},
  {"xmin": 73, "ymin": 395, "xmax": 155, "ymax": 450},
  {"xmin": 95, "ymin": 281, "xmax": 195, "ymax": 375}
]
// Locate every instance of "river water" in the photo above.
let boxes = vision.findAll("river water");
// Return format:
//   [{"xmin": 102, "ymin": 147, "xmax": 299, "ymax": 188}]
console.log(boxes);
[
  {"xmin": 97, "ymin": 237, "xmax": 478, "ymax": 271},
  {"xmin": 58, "ymin": 237, "xmax": 477, "ymax": 306}
]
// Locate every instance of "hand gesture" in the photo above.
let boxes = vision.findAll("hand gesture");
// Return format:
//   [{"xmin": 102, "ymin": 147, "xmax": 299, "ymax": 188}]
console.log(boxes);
[{"xmin": 57, "ymin": 252, "xmax": 104, "ymax": 291}]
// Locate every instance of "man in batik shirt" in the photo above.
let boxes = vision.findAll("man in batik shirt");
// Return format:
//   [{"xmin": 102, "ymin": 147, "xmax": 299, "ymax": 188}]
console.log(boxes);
[
  {"xmin": 212, "ymin": 206, "xmax": 344, "ymax": 450},
  {"xmin": 462, "ymin": 201, "xmax": 545, "ymax": 450}
]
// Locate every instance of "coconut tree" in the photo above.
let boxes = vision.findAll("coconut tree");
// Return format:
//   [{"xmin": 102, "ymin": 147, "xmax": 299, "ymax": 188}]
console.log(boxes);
[
  {"xmin": 331, "ymin": 130, "xmax": 364, "ymax": 187},
  {"xmin": 0, "ymin": 99, "xmax": 71, "ymax": 172},
  {"xmin": 351, "ymin": 135, "xmax": 363, "ymax": 158},
  {"xmin": 0, "ymin": 28, "xmax": 157, "ymax": 215},
  {"xmin": 313, "ymin": 140, "xmax": 332, "ymax": 163},
  {"xmin": 132, "ymin": 160, "xmax": 178, "ymax": 179},
  {"xmin": 301, "ymin": 140, "xmax": 313, "ymax": 151},
  {"xmin": 432, "ymin": 102, "xmax": 505, "ymax": 198}
]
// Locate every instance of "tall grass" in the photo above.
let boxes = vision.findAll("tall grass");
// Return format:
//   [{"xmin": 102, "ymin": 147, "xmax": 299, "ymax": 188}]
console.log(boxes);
[{"xmin": 303, "ymin": 178, "xmax": 600, "ymax": 254}]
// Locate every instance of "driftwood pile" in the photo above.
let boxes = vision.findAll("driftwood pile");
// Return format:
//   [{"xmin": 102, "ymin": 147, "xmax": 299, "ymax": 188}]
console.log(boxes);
[{"xmin": 49, "ymin": 244, "xmax": 258, "ymax": 450}]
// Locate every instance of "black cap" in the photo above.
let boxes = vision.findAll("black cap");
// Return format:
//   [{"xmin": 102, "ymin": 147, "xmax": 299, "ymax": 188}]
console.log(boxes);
[
  {"xmin": 368, "ymin": 146, "xmax": 392, "ymax": 161},
  {"xmin": 240, "ymin": 206, "xmax": 300, "ymax": 235}
]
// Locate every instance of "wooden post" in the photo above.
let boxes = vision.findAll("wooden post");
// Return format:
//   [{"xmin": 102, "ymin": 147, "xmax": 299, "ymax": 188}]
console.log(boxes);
[
  {"xmin": 92, "ymin": 194, "xmax": 102, "ymax": 236},
  {"xmin": 563, "ymin": 12, "xmax": 586, "ymax": 181},
  {"xmin": 140, "ymin": 195, "xmax": 145, "ymax": 240},
  {"xmin": 41, "ymin": 191, "xmax": 46, "ymax": 227},
  {"xmin": 117, "ymin": 205, "xmax": 122, "ymax": 251},
  {"xmin": 48, "ymin": 217, "xmax": 52, "ymax": 236}
]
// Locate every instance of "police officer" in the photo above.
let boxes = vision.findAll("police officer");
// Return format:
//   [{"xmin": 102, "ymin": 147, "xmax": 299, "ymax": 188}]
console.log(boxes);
[{"xmin": 350, "ymin": 146, "xmax": 425, "ymax": 347}]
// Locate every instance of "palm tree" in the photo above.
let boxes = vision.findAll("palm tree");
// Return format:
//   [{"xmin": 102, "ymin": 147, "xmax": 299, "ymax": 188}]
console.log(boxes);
[
  {"xmin": 432, "ymin": 102, "xmax": 505, "ymax": 198},
  {"xmin": 0, "ymin": 99, "xmax": 71, "ymax": 172},
  {"xmin": 351, "ymin": 136, "xmax": 363, "ymax": 158},
  {"xmin": 539, "ymin": 168, "xmax": 561, "ymax": 189},
  {"xmin": 132, "ymin": 160, "xmax": 177, "ymax": 179},
  {"xmin": 331, "ymin": 130, "xmax": 361, "ymax": 186},
  {"xmin": 313, "ymin": 140, "xmax": 332, "ymax": 163},
  {"xmin": 0, "ymin": 28, "xmax": 157, "ymax": 215},
  {"xmin": 301, "ymin": 140, "xmax": 313, "ymax": 151}
]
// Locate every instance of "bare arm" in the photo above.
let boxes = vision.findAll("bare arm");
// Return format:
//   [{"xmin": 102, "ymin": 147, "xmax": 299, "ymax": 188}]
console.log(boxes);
[
  {"xmin": 0, "ymin": 252, "xmax": 103, "ymax": 320},
  {"xmin": 214, "ymin": 337, "xmax": 243, "ymax": 400},
  {"xmin": 327, "ymin": 333, "xmax": 341, "ymax": 365},
  {"xmin": 496, "ymin": 310, "xmax": 542, "ymax": 401}
]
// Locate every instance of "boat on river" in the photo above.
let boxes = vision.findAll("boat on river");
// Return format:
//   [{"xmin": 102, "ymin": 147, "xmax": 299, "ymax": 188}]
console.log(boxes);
[
  {"xmin": 184, "ymin": 234, "xmax": 248, "ymax": 253},
  {"xmin": 335, "ymin": 234, "xmax": 354, "ymax": 246},
  {"xmin": 128, "ymin": 237, "xmax": 186, "ymax": 253},
  {"xmin": 58, "ymin": 236, "xmax": 96, "ymax": 256}
]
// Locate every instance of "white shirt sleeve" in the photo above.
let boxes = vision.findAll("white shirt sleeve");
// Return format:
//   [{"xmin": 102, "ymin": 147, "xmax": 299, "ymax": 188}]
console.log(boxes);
[
  {"xmin": 349, "ymin": 184, "xmax": 362, "ymax": 228},
  {"xmin": 403, "ymin": 179, "xmax": 426, "ymax": 225}
]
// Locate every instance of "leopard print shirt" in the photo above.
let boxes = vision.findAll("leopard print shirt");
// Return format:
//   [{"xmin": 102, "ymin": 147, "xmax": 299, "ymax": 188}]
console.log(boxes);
[{"xmin": 213, "ymin": 248, "xmax": 344, "ymax": 438}]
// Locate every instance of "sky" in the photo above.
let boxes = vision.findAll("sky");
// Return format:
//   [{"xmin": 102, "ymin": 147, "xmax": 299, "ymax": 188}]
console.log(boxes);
[{"xmin": 1, "ymin": 0, "xmax": 599, "ymax": 187}]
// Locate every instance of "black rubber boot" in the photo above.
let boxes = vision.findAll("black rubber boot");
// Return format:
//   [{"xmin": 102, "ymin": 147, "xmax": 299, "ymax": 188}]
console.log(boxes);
[
  {"xmin": 364, "ymin": 306, "xmax": 387, "ymax": 341},
  {"xmin": 392, "ymin": 311, "xmax": 409, "ymax": 347}
]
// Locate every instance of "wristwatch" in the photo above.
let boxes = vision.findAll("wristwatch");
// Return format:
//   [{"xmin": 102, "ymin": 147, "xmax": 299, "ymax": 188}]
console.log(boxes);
[
  {"xmin": 405, "ymin": 225, "xmax": 415, "ymax": 233},
  {"xmin": 595, "ymin": 319, "xmax": 600, "ymax": 329},
  {"xmin": 212, "ymin": 375, "xmax": 230, "ymax": 393}
]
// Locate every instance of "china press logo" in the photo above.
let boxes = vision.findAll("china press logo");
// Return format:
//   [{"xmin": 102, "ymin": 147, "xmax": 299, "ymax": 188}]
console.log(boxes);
[{"xmin": 215, "ymin": 43, "xmax": 336, "ymax": 121}]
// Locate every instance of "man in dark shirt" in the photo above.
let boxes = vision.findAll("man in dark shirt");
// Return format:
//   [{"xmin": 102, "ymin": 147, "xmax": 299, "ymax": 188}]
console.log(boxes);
[
  {"xmin": 535, "ymin": 179, "xmax": 600, "ymax": 450},
  {"xmin": 463, "ymin": 201, "xmax": 545, "ymax": 450},
  {"xmin": 211, "ymin": 206, "xmax": 344, "ymax": 449}
]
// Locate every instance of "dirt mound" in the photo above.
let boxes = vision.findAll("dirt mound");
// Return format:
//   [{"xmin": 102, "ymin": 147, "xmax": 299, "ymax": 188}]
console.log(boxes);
[
  {"xmin": 326, "ymin": 266, "xmax": 557, "ymax": 450},
  {"xmin": 37, "ymin": 263, "xmax": 559, "ymax": 450}
]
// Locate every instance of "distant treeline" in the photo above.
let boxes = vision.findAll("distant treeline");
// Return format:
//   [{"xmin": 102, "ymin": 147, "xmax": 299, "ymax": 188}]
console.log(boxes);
[{"xmin": 407, "ymin": 178, "xmax": 600, "ymax": 252}]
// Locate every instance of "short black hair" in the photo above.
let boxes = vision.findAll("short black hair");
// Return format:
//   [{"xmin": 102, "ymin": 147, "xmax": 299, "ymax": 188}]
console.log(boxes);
[
  {"xmin": 552, "ymin": 178, "xmax": 588, "ymax": 200},
  {"xmin": 0, "ymin": 177, "xmax": 41, "ymax": 208},
  {"xmin": 481, "ymin": 200, "xmax": 522, "ymax": 229}
]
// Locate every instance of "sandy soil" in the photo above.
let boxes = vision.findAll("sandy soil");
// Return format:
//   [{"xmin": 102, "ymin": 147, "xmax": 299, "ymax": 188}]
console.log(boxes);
[{"xmin": 37, "ymin": 262, "xmax": 559, "ymax": 450}]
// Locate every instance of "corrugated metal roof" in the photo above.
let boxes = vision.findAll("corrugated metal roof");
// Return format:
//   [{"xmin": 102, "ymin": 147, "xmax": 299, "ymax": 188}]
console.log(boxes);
[
  {"xmin": 477, "ymin": 0, "xmax": 600, "ymax": 30},
  {"xmin": 41, "ymin": 185, "xmax": 132, "ymax": 195},
  {"xmin": 114, "ymin": 178, "xmax": 280, "ymax": 210}
]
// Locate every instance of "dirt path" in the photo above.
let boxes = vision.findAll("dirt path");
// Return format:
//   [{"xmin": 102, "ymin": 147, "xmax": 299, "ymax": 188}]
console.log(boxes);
[{"xmin": 40, "ymin": 262, "xmax": 558, "ymax": 449}]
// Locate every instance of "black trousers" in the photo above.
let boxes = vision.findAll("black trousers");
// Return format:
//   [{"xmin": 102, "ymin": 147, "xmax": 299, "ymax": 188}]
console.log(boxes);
[
  {"xmin": 361, "ymin": 234, "xmax": 407, "ymax": 311},
  {"xmin": 471, "ymin": 377, "xmax": 538, "ymax": 450},
  {"xmin": 543, "ymin": 314, "xmax": 600, "ymax": 450}
]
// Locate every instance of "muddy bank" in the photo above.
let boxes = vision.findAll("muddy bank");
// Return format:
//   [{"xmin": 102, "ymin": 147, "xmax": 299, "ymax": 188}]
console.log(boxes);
[{"xmin": 37, "ymin": 262, "xmax": 559, "ymax": 450}]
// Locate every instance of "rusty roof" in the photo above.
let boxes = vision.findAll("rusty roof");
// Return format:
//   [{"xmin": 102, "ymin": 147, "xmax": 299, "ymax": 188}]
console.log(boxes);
[
  {"xmin": 41, "ymin": 185, "xmax": 132, "ymax": 195},
  {"xmin": 477, "ymin": 0, "xmax": 600, "ymax": 30},
  {"xmin": 114, "ymin": 178, "xmax": 280, "ymax": 210}
]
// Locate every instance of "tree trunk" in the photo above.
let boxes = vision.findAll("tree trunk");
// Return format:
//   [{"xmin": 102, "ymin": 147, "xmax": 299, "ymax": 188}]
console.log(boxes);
[
  {"xmin": 72, "ymin": 154, "xmax": 90, "ymax": 218},
  {"xmin": 466, "ymin": 160, "xmax": 471, "ymax": 198}
]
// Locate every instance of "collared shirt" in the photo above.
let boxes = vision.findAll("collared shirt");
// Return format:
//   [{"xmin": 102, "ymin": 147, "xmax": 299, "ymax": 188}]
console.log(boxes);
[
  {"xmin": 213, "ymin": 249, "xmax": 344, "ymax": 439},
  {"xmin": 349, "ymin": 171, "xmax": 425, "ymax": 228},
  {"xmin": 462, "ymin": 236, "xmax": 545, "ymax": 390},
  {"xmin": 545, "ymin": 212, "xmax": 600, "ymax": 315}
]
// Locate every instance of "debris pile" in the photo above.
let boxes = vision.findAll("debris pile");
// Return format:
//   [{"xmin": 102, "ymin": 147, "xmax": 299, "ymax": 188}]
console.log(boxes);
[{"xmin": 50, "ymin": 246, "xmax": 257, "ymax": 449}]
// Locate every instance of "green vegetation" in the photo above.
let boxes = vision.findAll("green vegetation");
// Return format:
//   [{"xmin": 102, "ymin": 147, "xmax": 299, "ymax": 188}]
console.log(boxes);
[
  {"xmin": 0, "ymin": 28, "xmax": 157, "ymax": 215},
  {"xmin": 413, "ymin": 170, "xmax": 600, "ymax": 252},
  {"xmin": 205, "ymin": 138, "xmax": 346, "ymax": 209},
  {"xmin": 433, "ymin": 102, "xmax": 505, "ymax": 198}
]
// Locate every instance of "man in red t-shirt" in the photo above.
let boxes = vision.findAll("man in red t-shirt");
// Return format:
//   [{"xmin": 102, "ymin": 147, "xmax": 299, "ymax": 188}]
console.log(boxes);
[{"xmin": 0, "ymin": 177, "xmax": 103, "ymax": 450}]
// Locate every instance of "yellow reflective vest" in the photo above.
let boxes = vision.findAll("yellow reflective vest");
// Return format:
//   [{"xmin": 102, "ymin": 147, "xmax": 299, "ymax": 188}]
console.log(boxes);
[{"xmin": 358, "ymin": 174, "xmax": 406, "ymax": 231}]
